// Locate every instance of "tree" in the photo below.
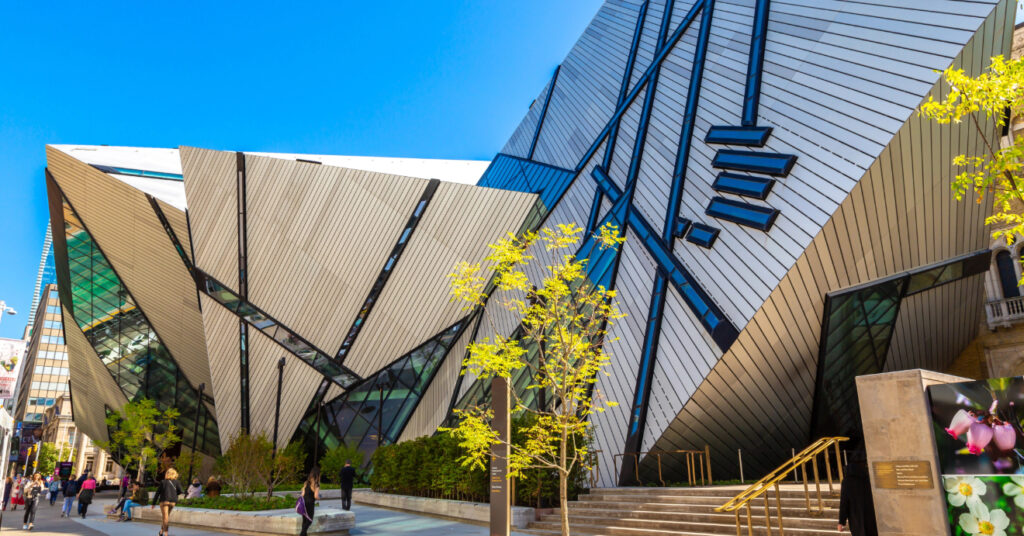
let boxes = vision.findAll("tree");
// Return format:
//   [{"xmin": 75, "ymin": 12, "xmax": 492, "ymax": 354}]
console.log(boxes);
[
  {"xmin": 259, "ymin": 440, "xmax": 306, "ymax": 498},
  {"xmin": 35, "ymin": 442, "xmax": 77, "ymax": 476},
  {"xmin": 920, "ymin": 55, "xmax": 1024, "ymax": 270},
  {"xmin": 172, "ymin": 449, "xmax": 202, "ymax": 484},
  {"xmin": 215, "ymin": 432, "xmax": 266, "ymax": 497},
  {"xmin": 319, "ymin": 444, "xmax": 363, "ymax": 483},
  {"xmin": 96, "ymin": 399, "xmax": 180, "ymax": 493},
  {"xmin": 444, "ymin": 223, "xmax": 624, "ymax": 536}
]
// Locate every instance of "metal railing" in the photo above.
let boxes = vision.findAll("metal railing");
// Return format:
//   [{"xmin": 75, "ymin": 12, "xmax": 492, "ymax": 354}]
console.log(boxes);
[
  {"xmin": 612, "ymin": 446, "xmax": 712, "ymax": 487},
  {"xmin": 715, "ymin": 437, "xmax": 848, "ymax": 536},
  {"xmin": 986, "ymin": 296, "xmax": 1024, "ymax": 329}
]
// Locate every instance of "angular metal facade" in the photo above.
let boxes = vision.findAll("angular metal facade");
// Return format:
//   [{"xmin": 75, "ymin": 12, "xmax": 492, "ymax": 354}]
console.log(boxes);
[{"xmin": 43, "ymin": 0, "xmax": 1015, "ymax": 485}]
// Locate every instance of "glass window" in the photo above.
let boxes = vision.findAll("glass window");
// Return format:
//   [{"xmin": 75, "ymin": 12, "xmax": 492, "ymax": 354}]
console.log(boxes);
[
  {"xmin": 706, "ymin": 197, "xmax": 778, "ymax": 231},
  {"xmin": 996, "ymin": 250, "xmax": 1020, "ymax": 298},
  {"xmin": 711, "ymin": 149, "xmax": 796, "ymax": 176},
  {"xmin": 686, "ymin": 224, "xmax": 719, "ymax": 248},
  {"xmin": 712, "ymin": 172, "xmax": 774, "ymax": 200}
]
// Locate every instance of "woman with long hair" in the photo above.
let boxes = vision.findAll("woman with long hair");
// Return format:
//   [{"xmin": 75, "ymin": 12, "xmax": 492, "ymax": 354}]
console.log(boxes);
[
  {"xmin": 151, "ymin": 468, "xmax": 184, "ymax": 536},
  {"xmin": 76, "ymin": 473, "xmax": 96, "ymax": 518},
  {"xmin": 22, "ymin": 473, "xmax": 43, "ymax": 530},
  {"xmin": 298, "ymin": 468, "xmax": 320, "ymax": 536}
]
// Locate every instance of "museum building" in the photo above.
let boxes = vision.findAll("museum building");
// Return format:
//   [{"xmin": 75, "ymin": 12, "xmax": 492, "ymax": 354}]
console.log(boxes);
[{"xmin": 45, "ymin": 0, "xmax": 1016, "ymax": 485}]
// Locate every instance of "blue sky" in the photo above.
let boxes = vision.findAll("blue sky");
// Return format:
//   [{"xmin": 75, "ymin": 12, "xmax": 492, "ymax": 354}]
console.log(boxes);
[{"xmin": 0, "ymin": 1, "xmax": 602, "ymax": 339}]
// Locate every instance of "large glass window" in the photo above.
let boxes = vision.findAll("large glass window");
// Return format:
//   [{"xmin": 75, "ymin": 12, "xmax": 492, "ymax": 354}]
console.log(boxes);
[{"xmin": 58, "ymin": 194, "xmax": 219, "ymax": 455}]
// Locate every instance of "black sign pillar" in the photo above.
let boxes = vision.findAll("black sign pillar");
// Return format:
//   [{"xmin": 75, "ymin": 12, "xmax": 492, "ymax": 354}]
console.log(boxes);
[{"xmin": 490, "ymin": 377, "xmax": 510, "ymax": 536}]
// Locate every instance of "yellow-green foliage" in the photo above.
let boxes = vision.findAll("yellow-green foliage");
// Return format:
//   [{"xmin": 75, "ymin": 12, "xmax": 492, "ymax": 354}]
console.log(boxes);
[
  {"xmin": 444, "ymin": 222, "xmax": 623, "ymax": 525},
  {"xmin": 921, "ymin": 55, "xmax": 1024, "ymax": 257}
]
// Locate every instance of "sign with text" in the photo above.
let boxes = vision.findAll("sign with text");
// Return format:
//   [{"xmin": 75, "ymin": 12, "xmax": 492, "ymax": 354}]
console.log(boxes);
[
  {"xmin": 0, "ymin": 338, "xmax": 25, "ymax": 400},
  {"xmin": 58, "ymin": 462, "xmax": 72, "ymax": 479},
  {"xmin": 490, "ymin": 377, "xmax": 510, "ymax": 536},
  {"xmin": 872, "ymin": 460, "xmax": 933, "ymax": 489}
]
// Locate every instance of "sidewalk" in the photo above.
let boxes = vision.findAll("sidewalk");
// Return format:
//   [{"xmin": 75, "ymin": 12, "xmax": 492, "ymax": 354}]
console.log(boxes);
[{"xmin": 0, "ymin": 490, "xmax": 534, "ymax": 535}]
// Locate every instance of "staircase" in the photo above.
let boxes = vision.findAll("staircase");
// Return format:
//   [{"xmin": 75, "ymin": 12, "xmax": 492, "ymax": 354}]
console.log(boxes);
[{"xmin": 521, "ymin": 485, "xmax": 849, "ymax": 535}]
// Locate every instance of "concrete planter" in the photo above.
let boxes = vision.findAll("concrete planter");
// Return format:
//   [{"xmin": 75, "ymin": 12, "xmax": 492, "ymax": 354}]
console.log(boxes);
[
  {"xmin": 131, "ymin": 504, "xmax": 354, "ymax": 535},
  {"xmin": 352, "ymin": 489, "xmax": 536, "ymax": 529}
]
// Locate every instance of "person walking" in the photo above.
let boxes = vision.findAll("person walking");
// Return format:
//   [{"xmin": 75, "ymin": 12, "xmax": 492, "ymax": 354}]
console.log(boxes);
[
  {"xmin": 2, "ymin": 476, "xmax": 12, "ymax": 510},
  {"xmin": 10, "ymin": 476, "xmax": 23, "ymax": 511},
  {"xmin": 77, "ymin": 473, "xmax": 96, "ymax": 518},
  {"xmin": 47, "ymin": 478, "xmax": 59, "ymax": 506},
  {"xmin": 298, "ymin": 468, "xmax": 320, "ymax": 536},
  {"xmin": 120, "ymin": 481, "xmax": 147, "ymax": 522},
  {"xmin": 22, "ymin": 473, "xmax": 43, "ymax": 530},
  {"xmin": 339, "ymin": 460, "xmax": 355, "ymax": 511},
  {"xmin": 151, "ymin": 467, "xmax": 184, "ymax": 536},
  {"xmin": 838, "ymin": 451, "xmax": 878, "ymax": 536},
  {"xmin": 185, "ymin": 477, "xmax": 202, "ymax": 499},
  {"xmin": 61, "ymin": 475, "xmax": 78, "ymax": 518}
]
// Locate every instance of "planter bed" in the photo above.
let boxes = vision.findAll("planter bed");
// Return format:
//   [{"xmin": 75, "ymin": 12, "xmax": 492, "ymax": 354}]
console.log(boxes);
[
  {"xmin": 130, "ymin": 505, "xmax": 354, "ymax": 535},
  {"xmin": 352, "ymin": 489, "xmax": 535, "ymax": 529}
]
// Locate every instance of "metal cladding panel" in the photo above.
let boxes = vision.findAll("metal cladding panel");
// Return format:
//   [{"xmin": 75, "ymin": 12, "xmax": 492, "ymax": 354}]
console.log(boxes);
[
  {"xmin": 241, "ymin": 153, "xmax": 428, "ymax": 359},
  {"xmin": 180, "ymin": 146, "xmax": 239, "ymax": 290},
  {"xmin": 590, "ymin": 230, "xmax": 657, "ymax": 485},
  {"xmin": 245, "ymin": 327, "xmax": 323, "ymax": 451},
  {"xmin": 46, "ymin": 147, "xmax": 213, "ymax": 393},
  {"xmin": 398, "ymin": 314, "xmax": 480, "ymax": 442},
  {"xmin": 199, "ymin": 294, "xmax": 242, "ymax": 450},
  {"xmin": 644, "ymin": 0, "xmax": 1011, "ymax": 481},
  {"xmin": 500, "ymin": 73, "xmax": 552, "ymax": 159},
  {"xmin": 61, "ymin": 304, "xmax": 129, "ymax": 443},
  {"xmin": 346, "ymin": 182, "xmax": 536, "ymax": 377}
]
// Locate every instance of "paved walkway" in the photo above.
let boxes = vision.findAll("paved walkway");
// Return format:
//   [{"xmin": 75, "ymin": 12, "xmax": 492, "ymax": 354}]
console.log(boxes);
[{"xmin": 0, "ymin": 490, "xmax": 532, "ymax": 535}]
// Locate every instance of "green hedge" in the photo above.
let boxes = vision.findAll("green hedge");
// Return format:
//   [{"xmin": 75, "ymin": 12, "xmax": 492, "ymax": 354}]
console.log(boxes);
[
  {"xmin": 177, "ymin": 495, "xmax": 295, "ymax": 511},
  {"xmin": 370, "ymin": 417, "xmax": 589, "ymax": 507}
]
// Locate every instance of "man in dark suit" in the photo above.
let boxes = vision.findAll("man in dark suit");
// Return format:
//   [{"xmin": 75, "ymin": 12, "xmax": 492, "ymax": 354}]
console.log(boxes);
[{"xmin": 339, "ymin": 460, "xmax": 356, "ymax": 511}]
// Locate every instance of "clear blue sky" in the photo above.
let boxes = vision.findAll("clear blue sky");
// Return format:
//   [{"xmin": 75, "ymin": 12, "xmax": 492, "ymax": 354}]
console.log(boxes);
[{"xmin": 0, "ymin": 1, "xmax": 602, "ymax": 339}]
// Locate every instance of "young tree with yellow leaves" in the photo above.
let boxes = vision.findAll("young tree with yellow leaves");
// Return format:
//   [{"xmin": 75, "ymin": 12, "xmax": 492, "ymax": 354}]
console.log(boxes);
[
  {"xmin": 444, "ymin": 222, "xmax": 624, "ymax": 536},
  {"xmin": 921, "ymin": 56, "xmax": 1024, "ymax": 267}
]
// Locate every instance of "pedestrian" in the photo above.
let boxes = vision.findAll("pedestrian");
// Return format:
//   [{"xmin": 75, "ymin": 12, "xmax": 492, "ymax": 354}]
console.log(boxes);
[
  {"xmin": 77, "ymin": 473, "xmax": 96, "ymax": 518},
  {"xmin": 61, "ymin": 475, "xmax": 79, "ymax": 518},
  {"xmin": 298, "ymin": 468, "xmax": 320, "ymax": 536},
  {"xmin": 838, "ymin": 451, "xmax": 878, "ymax": 536},
  {"xmin": 74, "ymin": 473, "xmax": 86, "ymax": 516},
  {"xmin": 120, "ymin": 481, "xmax": 147, "ymax": 522},
  {"xmin": 186, "ymin": 477, "xmax": 202, "ymax": 499},
  {"xmin": 47, "ymin": 477, "xmax": 59, "ymax": 506},
  {"xmin": 11, "ymin": 476, "xmax": 23, "ymax": 510},
  {"xmin": 120, "ymin": 474, "xmax": 130, "ymax": 498},
  {"xmin": 151, "ymin": 467, "xmax": 184, "ymax": 536},
  {"xmin": 2, "ymin": 476, "xmax": 12, "ymax": 510},
  {"xmin": 22, "ymin": 473, "xmax": 43, "ymax": 530},
  {"xmin": 204, "ymin": 476, "xmax": 221, "ymax": 498},
  {"xmin": 339, "ymin": 459, "xmax": 355, "ymax": 511}
]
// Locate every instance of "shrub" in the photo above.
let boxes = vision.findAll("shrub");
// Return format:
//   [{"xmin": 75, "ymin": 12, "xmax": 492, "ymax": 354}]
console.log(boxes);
[
  {"xmin": 178, "ymin": 495, "xmax": 294, "ymax": 511},
  {"xmin": 215, "ymin": 432, "xmax": 305, "ymax": 497},
  {"xmin": 319, "ymin": 444, "xmax": 363, "ymax": 483},
  {"xmin": 370, "ymin": 415, "xmax": 589, "ymax": 507}
]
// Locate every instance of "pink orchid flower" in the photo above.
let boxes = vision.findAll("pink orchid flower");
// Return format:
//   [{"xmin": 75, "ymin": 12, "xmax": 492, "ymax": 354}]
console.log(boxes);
[
  {"xmin": 946, "ymin": 409, "xmax": 974, "ymax": 440},
  {"xmin": 967, "ymin": 422, "xmax": 994, "ymax": 455}
]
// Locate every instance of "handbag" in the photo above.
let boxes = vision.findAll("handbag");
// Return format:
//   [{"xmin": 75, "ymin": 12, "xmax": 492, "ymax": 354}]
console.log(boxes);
[{"xmin": 295, "ymin": 495, "xmax": 312, "ymax": 521}]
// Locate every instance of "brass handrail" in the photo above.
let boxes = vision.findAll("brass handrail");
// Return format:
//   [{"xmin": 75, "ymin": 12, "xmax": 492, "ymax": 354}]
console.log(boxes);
[
  {"xmin": 612, "ymin": 447, "xmax": 712, "ymax": 487},
  {"xmin": 715, "ymin": 437, "xmax": 848, "ymax": 536}
]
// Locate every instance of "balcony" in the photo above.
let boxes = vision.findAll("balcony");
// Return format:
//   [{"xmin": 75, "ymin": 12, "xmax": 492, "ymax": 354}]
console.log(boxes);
[{"xmin": 986, "ymin": 296, "xmax": 1024, "ymax": 330}]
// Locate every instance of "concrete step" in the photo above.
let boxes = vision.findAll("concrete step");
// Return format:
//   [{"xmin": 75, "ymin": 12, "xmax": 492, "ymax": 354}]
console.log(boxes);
[
  {"xmin": 588, "ymin": 486, "xmax": 841, "ymax": 499},
  {"xmin": 543, "ymin": 512, "xmax": 839, "ymax": 531},
  {"xmin": 566, "ymin": 501, "xmax": 838, "ymax": 518},
  {"xmin": 523, "ymin": 519, "xmax": 849, "ymax": 536},
  {"xmin": 577, "ymin": 493, "xmax": 839, "ymax": 509},
  {"xmin": 555, "ymin": 507, "xmax": 839, "ymax": 528}
]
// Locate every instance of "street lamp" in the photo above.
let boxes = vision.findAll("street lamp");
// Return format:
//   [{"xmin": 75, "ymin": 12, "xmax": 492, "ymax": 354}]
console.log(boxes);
[
  {"xmin": 376, "ymin": 370, "xmax": 397, "ymax": 449},
  {"xmin": 0, "ymin": 301, "xmax": 17, "ymax": 325},
  {"xmin": 269, "ymin": 358, "xmax": 286, "ymax": 497}
]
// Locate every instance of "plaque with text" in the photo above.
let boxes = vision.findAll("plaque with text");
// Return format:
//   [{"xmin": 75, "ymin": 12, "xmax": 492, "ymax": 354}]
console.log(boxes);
[{"xmin": 872, "ymin": 460, "xmax": 934, "ymax": 489}]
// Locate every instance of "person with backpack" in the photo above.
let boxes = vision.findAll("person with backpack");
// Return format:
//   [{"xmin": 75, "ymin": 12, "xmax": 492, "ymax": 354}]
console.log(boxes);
[
  {"xmin": 61, "ymin": 475, "xmax": 79, "ymax": 518},
  {"xmin": 47, "ymin": 478, "xmax": 59, "ymax": 506},
  {"xmin": 297, "ymin": 468, "xmax": 320, "ymax": 536}
]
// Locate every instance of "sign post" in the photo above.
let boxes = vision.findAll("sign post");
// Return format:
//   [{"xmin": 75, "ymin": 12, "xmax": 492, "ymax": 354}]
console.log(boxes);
[{"xmin": 490, "ymin": 377, "xmax": 510, "ymax": 536}]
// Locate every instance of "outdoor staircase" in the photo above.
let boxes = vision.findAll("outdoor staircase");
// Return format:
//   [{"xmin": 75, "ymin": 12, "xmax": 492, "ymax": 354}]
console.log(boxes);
[{"xmin": 521, "ymin": 486, "xmax": 850, "ymax": 536}]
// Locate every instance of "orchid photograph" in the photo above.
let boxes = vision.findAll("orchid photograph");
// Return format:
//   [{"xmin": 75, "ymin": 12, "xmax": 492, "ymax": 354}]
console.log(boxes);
[{"xmin": 930, "ymin": 377, "xmax": 1024, "ymax": 475}]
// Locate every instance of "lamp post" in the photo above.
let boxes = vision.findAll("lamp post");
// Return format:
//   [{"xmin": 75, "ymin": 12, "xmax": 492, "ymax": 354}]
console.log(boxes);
[
  {"xmin": 268, "ymin": 358, "xmax": 285, "ymax": 497},
  {"xmin": 187, "ymin": 383, "xmax": 205, "ymax": 486},
  {"xmin": 312, "ymin": 398, "xmax": 324, "ymax": 469},
  {"xmin": 0, "ymin": 301, "xmax": 17, "ymax": 325}
]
